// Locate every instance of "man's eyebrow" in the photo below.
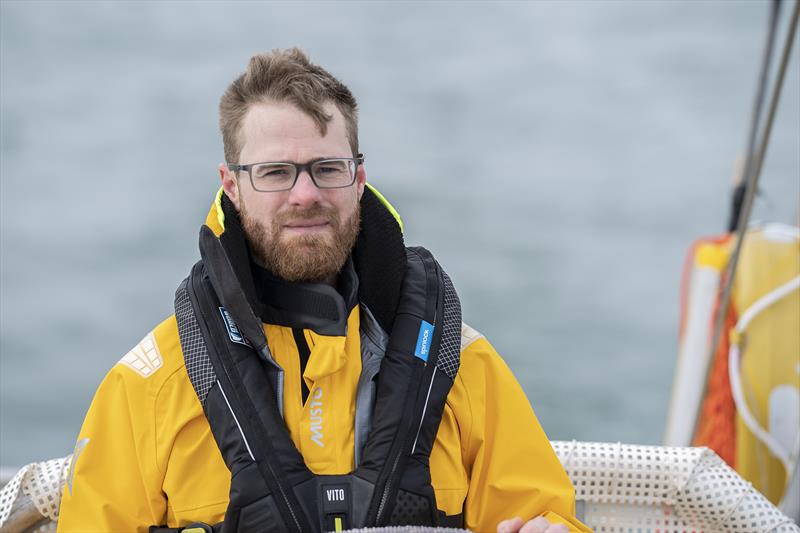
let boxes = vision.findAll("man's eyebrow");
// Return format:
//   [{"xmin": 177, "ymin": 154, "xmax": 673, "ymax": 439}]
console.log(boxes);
[{"xmin": 252, "ymin": 156, "xmax": 346, "ymax": 164}]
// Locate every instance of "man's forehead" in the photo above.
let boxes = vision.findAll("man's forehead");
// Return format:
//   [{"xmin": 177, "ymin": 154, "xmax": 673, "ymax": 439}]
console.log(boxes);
[
  {"xmin": 242, "ymin": 100, "xmax": 341, "ymax": 134},
  {"xmin": 238, "ymin": 100, "xmax": 348, "ymax": 161}
]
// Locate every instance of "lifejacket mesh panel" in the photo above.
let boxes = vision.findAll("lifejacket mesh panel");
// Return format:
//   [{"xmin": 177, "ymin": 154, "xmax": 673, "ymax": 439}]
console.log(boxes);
[
  {"xmin": 436, "ymin": 272, "xmax": 461, "ymax": 380},
  {"xmin": 388, "ymin": 489, "xmax": 432, "ymax": 525},
  {"xmin": 175, "ymin": 279, "xmax": 218, "ymax": 406}
]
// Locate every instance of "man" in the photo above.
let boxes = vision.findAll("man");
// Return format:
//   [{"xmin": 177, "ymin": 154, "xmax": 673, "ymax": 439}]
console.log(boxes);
[{"xmin": 57, "ymin": 49, "xmax": 589, "ymax": 533}]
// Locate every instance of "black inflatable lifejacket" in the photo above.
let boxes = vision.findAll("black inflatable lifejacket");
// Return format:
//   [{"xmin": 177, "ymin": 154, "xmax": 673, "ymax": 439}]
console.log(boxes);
[{"xmin": 158, "ymin": 189, "xmax": 464, "ymax": 532}]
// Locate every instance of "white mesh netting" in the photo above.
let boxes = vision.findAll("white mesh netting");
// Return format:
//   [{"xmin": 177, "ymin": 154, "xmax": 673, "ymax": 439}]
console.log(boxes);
[
  {"xmin": 0, "ymin": 455, "xmax": 70, "ymax": 529},
  {"xmin": 0, "ymin": 464, "xmax": 27, "ymax": 526},
  {"xmin": 552, "ymin": 440, "xmax": 800, "ymax": 532},
  {"xmin": 22, "ymin": 456, "xmax": 70, "ymax": 521}
]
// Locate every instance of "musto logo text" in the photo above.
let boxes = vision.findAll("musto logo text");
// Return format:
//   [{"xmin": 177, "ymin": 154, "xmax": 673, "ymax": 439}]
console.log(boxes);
[{"xmin": 309, "ymin": 387, "xmax": 324, "ymax": 447}]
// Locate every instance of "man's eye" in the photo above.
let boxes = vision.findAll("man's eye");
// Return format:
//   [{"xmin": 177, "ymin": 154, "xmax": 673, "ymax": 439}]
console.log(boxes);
[
  {"xmin": 316, "ymin": 166, "xmax": 340, "ymax": 174},
  {"xmin": 256, "ymin": 167, "xmax": 290, "ymax": 179},
  {"xmin": 315, "ymin": 161, "xmax": 348, "ymax": 175}
]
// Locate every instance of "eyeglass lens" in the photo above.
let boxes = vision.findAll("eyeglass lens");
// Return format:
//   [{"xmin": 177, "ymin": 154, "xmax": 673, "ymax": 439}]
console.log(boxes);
[{"xmin": 250, "ymin": 159, "xmax": 356, "ymax": 191}]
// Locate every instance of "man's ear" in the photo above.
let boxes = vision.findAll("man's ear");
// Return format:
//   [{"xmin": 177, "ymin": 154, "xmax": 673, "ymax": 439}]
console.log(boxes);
[
  {"xmin": 219, "ymin": 163, "xmax": 241, "ymax": 211},
  {"xmin": 355, "ymin": 162, "xmax": 367, "ymax": 200}
]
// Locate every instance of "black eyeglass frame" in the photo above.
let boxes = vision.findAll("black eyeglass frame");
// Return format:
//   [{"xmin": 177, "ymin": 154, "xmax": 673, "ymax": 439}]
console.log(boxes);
[{"xmin": 227, "ymin": 154, "xmax": 365, "ymax": 192}]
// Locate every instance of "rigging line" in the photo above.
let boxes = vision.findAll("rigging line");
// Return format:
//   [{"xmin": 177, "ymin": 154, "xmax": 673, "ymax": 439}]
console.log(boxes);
[
  {"xmin": 744, "ymin": 0, "xmax": 800, "ymax": 214},
  {"xmin": 701, "ymin": 0, "xmax": 781, "ymax": 415},
  {"xmin": 728, "ymin": 0, "xmax": 781, "ymax": 234},
  {"xmin": 696, "ymin": 0, "xmax": 800, "ymax": 440}
]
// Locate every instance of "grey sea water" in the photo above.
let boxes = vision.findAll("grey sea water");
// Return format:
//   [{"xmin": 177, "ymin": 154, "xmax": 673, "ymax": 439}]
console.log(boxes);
[{"xmin": 1, "ymin": 0, "xmax": 798, "ymax": 467}]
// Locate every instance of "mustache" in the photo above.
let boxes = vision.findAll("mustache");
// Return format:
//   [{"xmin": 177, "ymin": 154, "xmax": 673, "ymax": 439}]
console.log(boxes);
[{"xmin": 275, "ymin": 205, "xmax": 339, "ymax": 226}]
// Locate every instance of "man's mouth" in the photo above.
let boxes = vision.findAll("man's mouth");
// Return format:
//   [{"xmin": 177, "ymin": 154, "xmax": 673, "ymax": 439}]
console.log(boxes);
[{"xmin": 282, "ymin": 219, "xmax": 330, "ymax": 234}]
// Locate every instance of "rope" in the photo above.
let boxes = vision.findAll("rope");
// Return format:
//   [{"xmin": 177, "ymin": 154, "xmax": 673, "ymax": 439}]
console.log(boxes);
[
  {"xmin": 728, "ymin": 344, "xmax": 792, "ymax": 473},
  {"xmin": 727, "ymin": 274, "xmax": 800, "ymax": 475},
  {"xmin": 736, "ymin": 275, "xmax": 800, "ymax": 332},
  {"xmin": 717, "ymin": 475, "xmax": 753, "ymax": 529}
]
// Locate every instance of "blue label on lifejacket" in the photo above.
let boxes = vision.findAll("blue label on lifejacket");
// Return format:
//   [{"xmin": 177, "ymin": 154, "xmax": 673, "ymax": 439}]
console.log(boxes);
[
  {"xmin": 414, "ymin": 320, "xmax": 435, "ymax": 362},
  {"xmin": 219, "ymin": 307, "xmax": 250, "ymax": 347}
]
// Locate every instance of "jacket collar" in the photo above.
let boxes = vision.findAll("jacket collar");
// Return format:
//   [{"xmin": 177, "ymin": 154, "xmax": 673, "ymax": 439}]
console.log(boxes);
[{"xmin": 252, "ymin": 257, "xmax": 358, "ymax": 336}]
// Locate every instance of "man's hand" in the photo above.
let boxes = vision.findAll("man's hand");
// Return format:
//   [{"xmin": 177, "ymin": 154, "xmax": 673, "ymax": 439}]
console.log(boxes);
[{"xmin": 497, "ymin": 516, "xmax": 570, "ymax": 533}]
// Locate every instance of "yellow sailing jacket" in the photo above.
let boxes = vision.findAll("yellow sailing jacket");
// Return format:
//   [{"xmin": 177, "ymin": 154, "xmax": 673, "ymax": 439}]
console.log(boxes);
[{"xmin": 57, "ymin": 312, "xmax": 588, "ymax": 532}]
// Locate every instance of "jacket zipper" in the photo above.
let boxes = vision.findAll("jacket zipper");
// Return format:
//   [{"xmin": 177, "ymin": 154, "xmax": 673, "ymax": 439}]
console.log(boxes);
[{"xmin": 375, "ymin": 450, "xmax": 403, "ymax": 523}]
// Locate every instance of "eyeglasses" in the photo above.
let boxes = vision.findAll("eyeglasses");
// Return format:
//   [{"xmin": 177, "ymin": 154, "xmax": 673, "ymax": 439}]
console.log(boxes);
[{"xmin": 227, "ymin": 155, "xmax": 364, "ymax": 192}]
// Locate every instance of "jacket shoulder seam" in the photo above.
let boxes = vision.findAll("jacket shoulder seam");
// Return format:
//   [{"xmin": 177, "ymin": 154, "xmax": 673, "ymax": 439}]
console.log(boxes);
[
  {"xmin": 454, "ymin": 334, "xmax": 476, "ymax": 466},
  {"xmin": 152, "ymin": 361, "xmax": 195, "ymax": 480},
  {"xmin": 150, "ymin": 315, "xmax": 193, "ymax": 480},
  {"xmin": 456, "ymin": 369, "xmax": 474, "ymax": 464}
]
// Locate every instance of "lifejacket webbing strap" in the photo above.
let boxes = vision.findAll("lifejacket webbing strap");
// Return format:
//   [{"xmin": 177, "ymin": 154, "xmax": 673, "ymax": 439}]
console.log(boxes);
[
  {"xmin": 186, "ymin": 264, "xmax": 313, "ymax": 532},
  {"xmin": 440, "ymin": 512, "xmax": 465, "ymax": 527}
]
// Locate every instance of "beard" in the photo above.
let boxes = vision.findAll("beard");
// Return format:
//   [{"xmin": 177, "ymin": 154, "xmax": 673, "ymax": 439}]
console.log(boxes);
[{"xmin": 240, "ymin": 199, "xmax": 361, "ymax": 284}]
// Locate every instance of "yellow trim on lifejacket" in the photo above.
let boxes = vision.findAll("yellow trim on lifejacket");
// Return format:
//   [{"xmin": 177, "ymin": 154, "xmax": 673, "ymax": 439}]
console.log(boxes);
[
  {"xmin": 215, "ymin": 187, "xmax": 226, "ymax": 232},
  {"xmin": 202, "ymin": 187, "xmax": 226, "ymax": 237},
  {"xmin": 366, "ymin": 183, "xmax": 404, "ymax": 233}
]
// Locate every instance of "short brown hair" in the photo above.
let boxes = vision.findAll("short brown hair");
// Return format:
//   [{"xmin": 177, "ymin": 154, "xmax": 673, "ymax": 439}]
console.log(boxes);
[{"xmin": 219, "ymin": 48, "xmax": 359, "ymax": 164}]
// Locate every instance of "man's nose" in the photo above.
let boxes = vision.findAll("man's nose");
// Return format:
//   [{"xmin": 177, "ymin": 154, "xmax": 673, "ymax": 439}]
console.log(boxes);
[{"xmin": 288, "ymin": 170, "xmax": 323, "ymax": 206}]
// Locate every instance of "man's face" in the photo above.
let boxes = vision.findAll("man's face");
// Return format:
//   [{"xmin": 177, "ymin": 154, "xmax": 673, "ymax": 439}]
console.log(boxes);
[{"xmin": 219, "ymin": 101, "xmax": 366, "ymax": 284}]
